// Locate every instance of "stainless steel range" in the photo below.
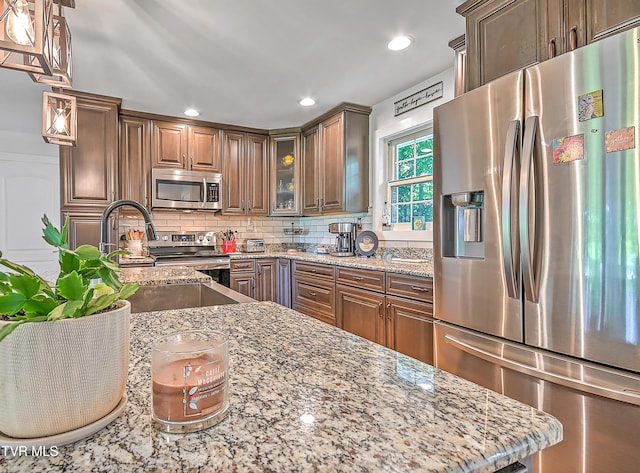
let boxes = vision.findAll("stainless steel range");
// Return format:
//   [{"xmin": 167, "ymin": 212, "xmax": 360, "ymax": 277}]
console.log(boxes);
[{"xmin": 149, "ymin": 231, "xmax": 230, "ymax": 286}]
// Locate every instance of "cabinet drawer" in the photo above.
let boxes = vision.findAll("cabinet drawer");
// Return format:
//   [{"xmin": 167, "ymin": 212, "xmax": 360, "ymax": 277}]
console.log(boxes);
[
  {"xmin": 385, "ymin": 273, "xmax": 433, "ymax": 302},
  {"xmin": 336, "ymin": 267, "xmax": 385, "ymax": 293},
  {"xmin": 230, "ymin": 259, "xmax": 255, "ymax": 272},
  {"xmin": 292, "ymin": 275, "xmax": 335, "ymax": 325},
  {"xmin": 292, "ymin": 260, "xmax": 335, "ymax": 280}
]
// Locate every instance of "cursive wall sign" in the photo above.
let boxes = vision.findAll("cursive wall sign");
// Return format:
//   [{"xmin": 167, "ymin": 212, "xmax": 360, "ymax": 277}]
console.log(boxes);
[{"xmin": 394, "ymin": 81, "xmax": 443, "ymax": 116}]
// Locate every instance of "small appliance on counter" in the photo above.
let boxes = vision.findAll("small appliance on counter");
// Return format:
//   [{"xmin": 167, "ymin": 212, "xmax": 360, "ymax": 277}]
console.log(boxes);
[
  {"xmin": 328, "ymin": 222, "xmax": 356, "ymax": 256},
  {"xmin": 245, "ymin": 239, "xmax": 266, "ymax": 253}
]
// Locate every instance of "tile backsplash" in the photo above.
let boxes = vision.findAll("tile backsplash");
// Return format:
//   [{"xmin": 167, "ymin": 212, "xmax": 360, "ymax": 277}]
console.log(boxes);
[{"xmin": 117, "ymin": 209, "xmax": 430, "ymax": 258}]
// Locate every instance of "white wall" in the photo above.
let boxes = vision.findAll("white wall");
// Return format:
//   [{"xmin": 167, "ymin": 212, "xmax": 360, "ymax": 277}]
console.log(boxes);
[
  {"xmin": 369, "ymin": 67, "xmax": 455, "ymax": 248},
  {"xmin": 0, "ymin": 132, "xmax": 60, "ymax": 274}
]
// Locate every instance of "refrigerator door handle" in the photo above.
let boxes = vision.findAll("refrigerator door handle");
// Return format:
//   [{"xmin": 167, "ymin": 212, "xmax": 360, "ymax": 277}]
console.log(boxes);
[
  {"xmin": 444, "ymin": 334, "xmax": 640, "ymax": 406},
  {"xmin": 520, "ymin": 116, "xmax": 539, "ymax": 303},
  {"xmin": 501, "ymin": 120, "xmax": 520, "ymax": 299}
]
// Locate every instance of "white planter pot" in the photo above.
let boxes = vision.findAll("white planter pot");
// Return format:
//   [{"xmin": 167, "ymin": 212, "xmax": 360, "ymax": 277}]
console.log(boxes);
[{"xmin": 0, "ymin": 301, "xmax": 130, "ymax": 439}]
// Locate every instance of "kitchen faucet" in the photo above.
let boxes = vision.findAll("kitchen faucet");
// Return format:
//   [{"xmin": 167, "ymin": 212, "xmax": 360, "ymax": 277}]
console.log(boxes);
[{"xmin": 99, "ymin": 200, "xmax": 158, "ymax": 254}]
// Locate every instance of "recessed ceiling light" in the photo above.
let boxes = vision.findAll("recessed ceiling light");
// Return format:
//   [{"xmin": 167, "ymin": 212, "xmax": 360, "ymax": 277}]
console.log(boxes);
[
  {"xmin": 184, "ymin": 108, "xmax": 200, "ymax": 117},
  {"xmin": 388, "ymin": 36, "xmax": 412, "ymax": 51},
  {"xmin": 299, "ymin": 97, "xmax": 316, "ymax": 107}
]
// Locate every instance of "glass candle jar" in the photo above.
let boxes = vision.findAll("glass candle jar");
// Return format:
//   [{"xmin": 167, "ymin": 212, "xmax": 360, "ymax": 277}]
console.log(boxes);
[{"xmin": 151, "ymin": 330, "xmax": 229, "ymax": 433}]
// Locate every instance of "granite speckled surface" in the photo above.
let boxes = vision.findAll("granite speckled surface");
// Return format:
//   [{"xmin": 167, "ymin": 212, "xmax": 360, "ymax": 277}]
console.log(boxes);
[
  {"xmin": 2, "ymin": 302, "xmax": 561, "ymax": 472},
  {"xmin": 232, "ymin": 252, "xmax": 434, "ymax": 278},
  {"xmin": 119, "ymin": 266, "xmax": 211, "ymax": 286}
]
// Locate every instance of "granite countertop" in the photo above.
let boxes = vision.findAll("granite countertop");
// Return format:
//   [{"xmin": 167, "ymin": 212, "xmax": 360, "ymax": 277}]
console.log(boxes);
[
  {"xmin": 231, "ymin": 252, "xmax": 434, "ymax": 278},
  {"xmin": 3, "ymin": 302, "xmax": 561, "ymax": 472},
  {"xmin": 119, "ymin": 266, "xmax": 211, "ymax": 286}
]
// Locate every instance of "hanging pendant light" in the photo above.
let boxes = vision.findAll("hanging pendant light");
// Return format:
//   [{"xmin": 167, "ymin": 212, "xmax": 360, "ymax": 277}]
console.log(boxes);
[
  {"xmin": 29, "ymin": 0, "xmax": 71, "ymax": 87},
  {"xmin": 42, "ymin": 90, "xmax": 76, "ymax": 146},
  {"xmin": 0, "ymin": 0, "xmax": 54, "ymax": 75}
]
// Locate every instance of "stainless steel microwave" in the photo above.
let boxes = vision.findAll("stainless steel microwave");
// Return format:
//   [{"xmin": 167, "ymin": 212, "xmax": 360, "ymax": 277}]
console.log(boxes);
[{"xmin": 151, "ymin": 168, "xmax": 222, "ymax": 210}]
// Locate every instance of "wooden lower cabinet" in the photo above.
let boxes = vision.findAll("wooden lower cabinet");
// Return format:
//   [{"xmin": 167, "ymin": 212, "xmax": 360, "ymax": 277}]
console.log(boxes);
[
  {"xmin": 64, "ymin": 211, "xmax": 115, "ymax": 250},
  {"xmin": 292, "ymin": 274, "xmax": 336, "ymax": 325},
  {"xmin": 230, "ymin": 259, "xmax": 255, "ymax": 299},
  {"xmin": 336, "ymin": 284, "xmax": 385, "ymax": 344},
  {"xmin": 385, "ymin": 295, "xmax": 434, "ymax": 365},
  {"xmin": 277, "ymin": 258, "xmax": 292, "ymax": 308},
  {"xmin": 256, "ymin": 258, "xmax": 277, "ymax": 303}
]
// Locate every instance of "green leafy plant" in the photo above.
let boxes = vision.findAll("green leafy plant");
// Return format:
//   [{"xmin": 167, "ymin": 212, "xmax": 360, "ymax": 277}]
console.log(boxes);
[{"xmin": 0, "ymin": 215, "xmax": 139, "ymax": 342}]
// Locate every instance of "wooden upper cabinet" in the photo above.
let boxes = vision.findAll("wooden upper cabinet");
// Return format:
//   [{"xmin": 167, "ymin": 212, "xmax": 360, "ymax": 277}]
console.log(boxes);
[
  {"xmin": 60, "ymin": 92, "xmax": 121, "ymax": 210},
  {"xmin": 302, "ymin": 126, "xmax": 320, "ymax": 214},
  {"xmin": 222, "ymin": 131, "xmax": 244, "ymax": 214},
  {"xmin": 221, "ymin": 131, "xmax": 269, "ymax": 216},
  {"xmin": 586, "ymin": 0, "xmax": 640, "ymax": 42},
  {"xmin": 459, "ymin": 0, "xmax": 640, "ymax": 90},
  {"xmin": 319, "ymin": 112, "xmax": 344, "ymax": 213},
  {"xmin": 246, "ymin": 133, "xmax": 269, "ymax": 215},
  {"xmin": 189, "ymin": 125, "xmax": 221, "ymax": 172},
  {"xmin": 301, "ymin": 104, "xmax": 370, "ymax": 216},
  {"xmin": 119, "ymin": 116, "xmax": 150, "ymax": 208},
  {"xmin": 152, "ymin": 121, "xmax": 187, "ymax": 168},
  {"xmin": 152, "ymin": 121, "xmax": 221, "ymax": 172},
  {"xmin": 460, "ymin": 0, "xmax": 545, "ymax": 90}
]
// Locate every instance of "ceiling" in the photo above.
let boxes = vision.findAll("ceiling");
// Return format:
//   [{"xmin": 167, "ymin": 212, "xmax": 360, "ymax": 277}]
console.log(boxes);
[{"xmin": 2, "ymin": 0, "xmax": 466, "ymax": 133}]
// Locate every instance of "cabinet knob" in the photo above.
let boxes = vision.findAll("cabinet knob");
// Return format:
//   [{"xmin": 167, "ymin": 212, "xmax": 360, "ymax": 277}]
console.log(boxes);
[{"xmin": 386, "ymin": 303, "xmax": 391, "ymax": 308}]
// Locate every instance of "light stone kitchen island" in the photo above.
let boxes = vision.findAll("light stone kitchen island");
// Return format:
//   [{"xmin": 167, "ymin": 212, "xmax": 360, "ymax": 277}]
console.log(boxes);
[{"xmin": 1, "ymin": 301, "xmax": 561, "ymax": 472}]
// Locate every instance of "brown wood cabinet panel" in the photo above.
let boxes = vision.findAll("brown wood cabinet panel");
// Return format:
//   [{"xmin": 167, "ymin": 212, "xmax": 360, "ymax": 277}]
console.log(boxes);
[
  {"xmin": 319, "ymin": 112, "xmax": 344, "ymax": 212},
  {"xmin": 385, "ymin": 273, "xmax": 433, "ymax": 303},
  {"xmin": 292, "ymin": 274, "xmax": 336, "ymax": 325},
  {"xmin": 60, "ymin": 94, "xmax": 120, "ymax": 210},
  {"xmin": 277, "ymin": 258, "xmax": 292, "ymax": 308},
  {"xmin": 230, "ymin": 272, "xmax": 255, "ymax": 299},
  {"xmin": 335, "ymin": 267, "xmax": 385, "ymax": 293},
  {"xmin": 256, "ymin": 258, "xmax": 277, "ymax": 302},
  {"xmin": 465, "ymin": 0, "xmax": 544, "ymax": 89},
  {"xmin": 336, "ymin": 284, "xmax": 385, "ymax": 344},
  {"xmin": 291, "ymin": 260, "xmax": 335, "ymax": 280},
  {"xmin": 302, "ymin": 126, "xmax": 320, "ymax": 213},
  {"xmin": 230, "ymin": 259, "xmax": 255, "ymax": 272},
  {"xmin": 586, "ymin": 0, "xmax": 640, "ymax": 42},
  {"xmin": 152, "ymin": 122, "xmax": 187, "ymax": 168},
  {"xmin": 246, "ymin": 133, "xmax": 269, "ymax": 216},
  {"xmin": 222, "ymin": 131, "xmax": 245, "ymax": 214},
  {"xmin": 385, "ymin": 295, "xmax": 434, "ymax": 365},
  {"xmin": 119, "ymin": 116, "xmax": 150, "ymax": 208},
  {"xmin": 63, "ymin": 211, "xmax": 113, "ymax": 250},
  {"xmin": 189, "ymin": 126, "xmax": 221, "ymax": 172}
]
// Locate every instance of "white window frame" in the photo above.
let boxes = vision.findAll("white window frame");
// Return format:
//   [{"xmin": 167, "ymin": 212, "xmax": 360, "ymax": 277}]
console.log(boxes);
[{"xmin": 385, "ymin": 123, "xmax": 434, "ymax": 234}]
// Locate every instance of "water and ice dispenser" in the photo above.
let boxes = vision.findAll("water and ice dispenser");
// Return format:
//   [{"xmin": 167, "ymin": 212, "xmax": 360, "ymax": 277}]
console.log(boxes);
[{"xmin": 441, "ymin": 191, "xmax": 484, "ymax": 259}]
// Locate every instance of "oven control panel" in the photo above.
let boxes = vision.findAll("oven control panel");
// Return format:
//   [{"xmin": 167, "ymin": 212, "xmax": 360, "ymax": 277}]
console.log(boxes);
[{"xmin": 151, "ymin": 231, "xmax": 216, "ymax": 247}]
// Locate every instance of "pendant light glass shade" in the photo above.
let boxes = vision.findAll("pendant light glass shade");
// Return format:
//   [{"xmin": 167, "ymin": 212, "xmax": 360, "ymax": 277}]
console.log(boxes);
[
  {"xmin": 42, "ymin": 90, "xmax": 76, "ymax": 146},
  {"xmin": 29, "ymin": 11, "xmax": 71, "ymax": 86},
  {"xmin": 0, "ymin": 0, "xmax": 54, "ymax": 75}
]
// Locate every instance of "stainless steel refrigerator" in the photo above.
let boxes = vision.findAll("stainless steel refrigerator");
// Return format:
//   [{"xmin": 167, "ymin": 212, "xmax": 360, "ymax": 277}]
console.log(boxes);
[{"xmin": 433, "ymin": 27, "xmax": 640, "ymax": 473}]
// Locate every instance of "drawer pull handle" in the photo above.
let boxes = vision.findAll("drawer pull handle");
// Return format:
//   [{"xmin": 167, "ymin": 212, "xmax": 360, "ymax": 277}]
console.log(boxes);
[
  {"xmin": 411, "ymin": 286, "xmax": 428, "ymax": 292},
  {"xmin": 309, "ymin": 292, "xmax": 317, "ymax": 297},
  {"xmin": 353, "ymin": 276, "xmax": 364, "ymax": 281}
]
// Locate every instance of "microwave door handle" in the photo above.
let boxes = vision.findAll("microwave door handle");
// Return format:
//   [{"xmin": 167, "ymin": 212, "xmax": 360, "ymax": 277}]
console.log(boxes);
[
  {"xmin": 202, "ymin": 178, "xmax": 207, "ymax": 206},
  {"xmin": 501, "ymin": 120, "xmax": 520, "ymax": 299}
]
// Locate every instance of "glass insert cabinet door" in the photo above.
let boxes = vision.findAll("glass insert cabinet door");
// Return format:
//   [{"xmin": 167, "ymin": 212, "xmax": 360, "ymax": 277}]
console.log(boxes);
[{"xmin": 270, "ymin": 132, "xmax": 301, "ymax": 215}]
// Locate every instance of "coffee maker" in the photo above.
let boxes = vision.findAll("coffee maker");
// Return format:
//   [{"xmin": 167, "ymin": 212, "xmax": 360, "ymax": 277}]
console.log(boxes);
[{"xmin": 328, "ymin": 222, "xmax": 356, "ymax": 256}]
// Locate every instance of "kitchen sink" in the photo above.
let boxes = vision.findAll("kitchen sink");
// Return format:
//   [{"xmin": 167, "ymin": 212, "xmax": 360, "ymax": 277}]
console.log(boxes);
[{"xmin": 129, "ymin": 281, "xmax": 254, "ymax": 313}]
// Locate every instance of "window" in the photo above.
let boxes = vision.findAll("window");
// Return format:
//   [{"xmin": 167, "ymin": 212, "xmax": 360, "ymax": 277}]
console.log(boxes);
[{"xmin": 387, "ymin": 125, "xmax": 434, "ymax": 230}]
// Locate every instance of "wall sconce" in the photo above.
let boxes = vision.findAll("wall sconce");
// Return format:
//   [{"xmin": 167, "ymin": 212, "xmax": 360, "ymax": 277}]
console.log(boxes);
[
  {"xmin": 0, "ymin": 0, "xmax": 54, "ymax": 75},
  {"xmin": 42, "ymin": 90, "xmax": 76, "ymax": 146},
  {"xmin": 29, "ymin": 2, "xmax": 71, "ymax": 87}
]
